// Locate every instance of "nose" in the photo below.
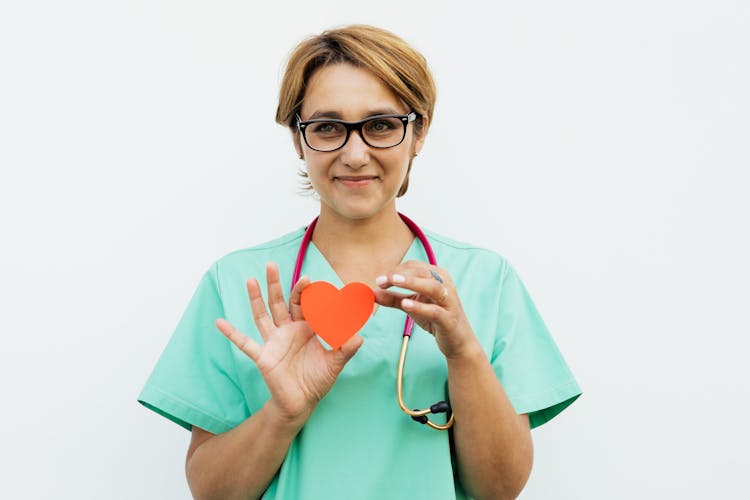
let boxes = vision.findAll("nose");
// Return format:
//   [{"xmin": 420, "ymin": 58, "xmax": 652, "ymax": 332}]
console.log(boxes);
[{"xmin": 339, "ymin": 130, "xmax": 369, "ymax": 169}]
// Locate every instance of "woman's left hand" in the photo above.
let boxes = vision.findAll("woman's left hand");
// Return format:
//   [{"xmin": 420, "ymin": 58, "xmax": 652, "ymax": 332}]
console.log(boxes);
[{"xmin": 373, "ymin": 260, "xmax": 477, "ymax": 359}]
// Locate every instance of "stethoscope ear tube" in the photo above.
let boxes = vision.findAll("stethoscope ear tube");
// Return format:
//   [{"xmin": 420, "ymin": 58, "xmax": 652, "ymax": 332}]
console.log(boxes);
[{"xmin": 397, "ymin": 336, "xmax": 455, "ymax": 430}]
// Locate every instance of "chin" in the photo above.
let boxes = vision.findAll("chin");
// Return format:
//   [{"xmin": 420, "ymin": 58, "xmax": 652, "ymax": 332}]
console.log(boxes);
[
  {"xmin": 337, "ymin": 206, "xmax": 381, "ymax": 221},
  {"xmin": 325, "ymin": 199, "xmax": 392, "ymax": 221}
]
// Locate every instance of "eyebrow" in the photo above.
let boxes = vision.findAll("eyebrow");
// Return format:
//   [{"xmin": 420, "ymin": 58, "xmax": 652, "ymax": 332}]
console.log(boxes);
[{"xmin": 305, "ymin": 108, "xmax": 405, "ymax": 120}]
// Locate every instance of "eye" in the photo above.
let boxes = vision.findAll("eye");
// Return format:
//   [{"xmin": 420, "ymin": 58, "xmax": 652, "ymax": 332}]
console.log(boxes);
[
  {"xmin": 364, "ymin": 117, "xmax": 399, "ymax": 135},
  {"xmin": 309, "ymin": 122, "xmax": 344, "ymax": 135}
]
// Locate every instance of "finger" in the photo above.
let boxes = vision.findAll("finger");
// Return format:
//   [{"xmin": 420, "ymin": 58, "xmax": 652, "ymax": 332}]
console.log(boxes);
[
  {"xmin": 424, "ymin": 277, "xmax": 450, "ymax": 305},
  {"xmin": 379, "ymin": 272, "xmax": 450, "ymax": 306},
  {"xmin": 331, "ymin": 335, "xmax": 364, "ymax": 366},
  {"xmin": 401, "ymin": 297, "xmax": 447, "ymax": 323},
  {"xmin": 215, "ymin": 318, "xmax": 261, "ymax": 362},
  {"xmin": 266, "ymin": 262, "xmax": 292, "ymax": 326},
  {"xmin": 246, "ymin": 277, "xmax": 275, "ymax": 340},
  {"xmin": 403, "ymin": 261, "xmax": 455, "ymax": 286},
  {"xmin": 374, "ymin": 269, "xmax": 414, "ymax": 289},
  {"xmin": 374, "ymin": 264, "xmax": 436, "ymax": 289},
  {"xmin": 289, "ymin": 275, "xmax": 310, "ymax": 321},
  {"xmin": 372, "ymin": 287, "xmax": 411, "ymax": 308}
]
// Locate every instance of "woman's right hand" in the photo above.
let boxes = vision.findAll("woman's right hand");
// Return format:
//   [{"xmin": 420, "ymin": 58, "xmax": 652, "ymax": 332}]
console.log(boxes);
[{"xmin": 215, "ymin": 263, "xmax": 363, "ymax": 427}]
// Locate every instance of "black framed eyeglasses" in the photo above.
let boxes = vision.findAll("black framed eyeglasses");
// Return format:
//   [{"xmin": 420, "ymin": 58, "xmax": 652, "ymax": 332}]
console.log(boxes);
[{"xmin": 296, "ymin": 112, "xmax": 417, "ymax": 152}]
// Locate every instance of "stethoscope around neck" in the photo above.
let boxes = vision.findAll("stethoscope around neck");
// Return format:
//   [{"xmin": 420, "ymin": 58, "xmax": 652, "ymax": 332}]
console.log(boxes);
[{"xmin": 291, "ymin": 212, "xmax": 455, "ymax": 431}]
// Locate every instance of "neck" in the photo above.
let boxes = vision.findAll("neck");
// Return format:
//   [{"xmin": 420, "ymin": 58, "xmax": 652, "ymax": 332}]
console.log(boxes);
[
  {"xmin": 314, "ymin": 203, "xmax": 411, "ymax": 247},
  {"xmin": 311, "ymin": 203, "xmax": 415, "ymax": 283}
]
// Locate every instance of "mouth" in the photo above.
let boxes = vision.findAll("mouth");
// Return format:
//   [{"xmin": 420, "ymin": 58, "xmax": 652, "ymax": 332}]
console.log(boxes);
[
  {"xmin": 333, "ymin": 175, "xmax": 379, "ymax": 187},
  {"xmin": 334, "ymin": 176, "xmax": 379, "ymax": 181}
]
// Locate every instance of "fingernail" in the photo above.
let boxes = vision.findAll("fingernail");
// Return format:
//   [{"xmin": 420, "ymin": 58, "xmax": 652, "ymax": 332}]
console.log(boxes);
[
  {"xmin": 392, "ymin": 274, "xmax": 406, "ymax": 284},
  {"xmin": 375, "ymin": 275, "xmax": 387, "ymax": 285},
  {"xmin": 402, "ymin": 298, "xmax": 414, "ymax": 308}
]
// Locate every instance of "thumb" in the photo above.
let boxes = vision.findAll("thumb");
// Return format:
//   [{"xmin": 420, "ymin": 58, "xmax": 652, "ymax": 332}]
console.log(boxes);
[
  {"xmin": 289, "ymin": 275, "xmax": 311, "ymax": 321},
  {"xmin": 332, "ymin": 335, "xmax": 364, "ymax": 366}
]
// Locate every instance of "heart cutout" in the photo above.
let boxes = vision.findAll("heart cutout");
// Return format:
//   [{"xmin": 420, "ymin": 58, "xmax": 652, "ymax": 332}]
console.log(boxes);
[{"xmin": 300, "ymin": 281, "xmax": 374, "ymax": 349}]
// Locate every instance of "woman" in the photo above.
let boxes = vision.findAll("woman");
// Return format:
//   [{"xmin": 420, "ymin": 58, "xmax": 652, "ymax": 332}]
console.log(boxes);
[{"xmin": 139, "ymin": 24, "xmax": 581, "ymax": 500}]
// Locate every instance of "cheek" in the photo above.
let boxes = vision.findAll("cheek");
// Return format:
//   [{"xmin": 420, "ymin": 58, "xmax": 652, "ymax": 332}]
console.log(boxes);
[
  {"xmin": 305, "ymin": 161, "xmax": 339, "ymax": 192},
  {"xmin": 380, "ymin": 144, "xmax": 412, "ymax": 165},
  {"xmin": 386, "ymin": 153, "xmax": 412, "ymax": 176},
  {"xmin": 306, "ymin": 167, "xmax": 327, "ymax": 186}
]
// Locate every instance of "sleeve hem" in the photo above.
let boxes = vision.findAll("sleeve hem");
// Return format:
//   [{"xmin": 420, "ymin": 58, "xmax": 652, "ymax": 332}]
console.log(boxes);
[
  {"xmin": 508, "ymin": 378, "xmax": 582, "ymax": 429},
  {"xmin": 138, "ymin": 384, "xmax": 239, "ymax": 435}
]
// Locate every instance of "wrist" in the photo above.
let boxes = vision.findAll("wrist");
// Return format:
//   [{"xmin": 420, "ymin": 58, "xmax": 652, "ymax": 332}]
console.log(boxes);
[
  {"xmin": 443, "ymin": 336, "xmax": 485, "ymax": 364},
  {"xmin": 263, "ymin": 399, "xmax": 313, "ymax": 435},
  {"xmin": 439, "ymin": 320, "xmax": 484, "ymax": 361}
]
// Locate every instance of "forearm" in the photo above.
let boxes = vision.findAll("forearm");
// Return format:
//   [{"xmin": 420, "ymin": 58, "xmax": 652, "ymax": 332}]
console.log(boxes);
[
  {"xmin": 447, "ymin": 340, "xmax": 533, "ymax": 500},
  {"xmin": 186, "ymin": 402, "xmax": 307, "ymax": 500}
]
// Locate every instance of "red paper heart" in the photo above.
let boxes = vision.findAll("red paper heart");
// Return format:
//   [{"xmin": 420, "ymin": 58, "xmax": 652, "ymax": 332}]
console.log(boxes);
[{"xmin": 300, "ymin": 281, "xmax": 374, "ymax": 349}]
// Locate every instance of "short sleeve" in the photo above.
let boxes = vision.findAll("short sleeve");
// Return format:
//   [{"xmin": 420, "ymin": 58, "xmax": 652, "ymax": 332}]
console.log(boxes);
[
  {"xmin": 138, "ymin": 263, "xmax": 249, "ymax": 434},
  {"xmin": 491, "ymin": 263, "xmax": 581, "ymax": 429}
]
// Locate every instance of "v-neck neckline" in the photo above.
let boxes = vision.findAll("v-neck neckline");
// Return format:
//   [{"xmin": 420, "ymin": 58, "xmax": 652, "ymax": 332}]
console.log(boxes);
[{"xmin": 304, "ymin": 236, "xmax": 425, "ymax": 288}]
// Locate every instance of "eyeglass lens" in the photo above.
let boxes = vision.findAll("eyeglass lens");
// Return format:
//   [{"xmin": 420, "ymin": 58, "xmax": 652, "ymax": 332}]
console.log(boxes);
[{"xmin": 304, "ymin": 116, "xmax": 406, "ymax": 151}]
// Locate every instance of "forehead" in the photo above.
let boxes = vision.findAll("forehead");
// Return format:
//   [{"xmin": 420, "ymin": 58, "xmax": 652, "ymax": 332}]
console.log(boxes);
[{"xmin": 300, "ymin": 63, "xmax": 406, "ymax": 119}]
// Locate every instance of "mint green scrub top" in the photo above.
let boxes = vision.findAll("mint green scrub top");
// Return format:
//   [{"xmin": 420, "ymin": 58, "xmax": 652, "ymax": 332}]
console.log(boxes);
[{"xmin": 138, "ymin": 227, "xmax": 581, "ymax": 499}]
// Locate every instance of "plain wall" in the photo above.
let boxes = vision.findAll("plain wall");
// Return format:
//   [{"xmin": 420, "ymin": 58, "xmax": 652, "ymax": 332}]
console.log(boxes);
[{"xmin": 1, "ymin": 0, "xmax": 748, "ymax": 498}]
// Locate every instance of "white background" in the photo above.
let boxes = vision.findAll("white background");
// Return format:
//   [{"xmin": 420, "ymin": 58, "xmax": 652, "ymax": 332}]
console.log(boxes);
[{"xmin": 1, "ymin": 1, "xmax": 748, "ymax": 498}]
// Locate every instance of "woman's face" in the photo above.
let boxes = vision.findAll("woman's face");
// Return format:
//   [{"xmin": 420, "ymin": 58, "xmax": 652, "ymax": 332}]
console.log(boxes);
[{"xmin": 295, "ymin": 63, "xmax": 426, "ymax": 222}]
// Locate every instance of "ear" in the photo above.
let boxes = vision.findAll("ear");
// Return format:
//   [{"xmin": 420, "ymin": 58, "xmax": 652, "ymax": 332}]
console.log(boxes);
[
  {"xmin": 292, "ymin": 129, "xmax": 304, "ymax": 159},
  {"xmin": 413, "ymin": 114, "xmax": 429, "ymax": 155}
]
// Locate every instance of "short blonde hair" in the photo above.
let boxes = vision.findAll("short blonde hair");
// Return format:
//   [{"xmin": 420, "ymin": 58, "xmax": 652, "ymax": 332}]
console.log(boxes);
[{"xmin": 275, "ymin": 24, "xmax": 436, "ymax": 196}]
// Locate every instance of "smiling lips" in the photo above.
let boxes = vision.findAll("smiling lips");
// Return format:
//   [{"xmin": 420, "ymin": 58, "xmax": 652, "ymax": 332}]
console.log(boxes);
[{"xmin": 334, "ymin": 176, "xmax": 378, "ymax": 186}]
